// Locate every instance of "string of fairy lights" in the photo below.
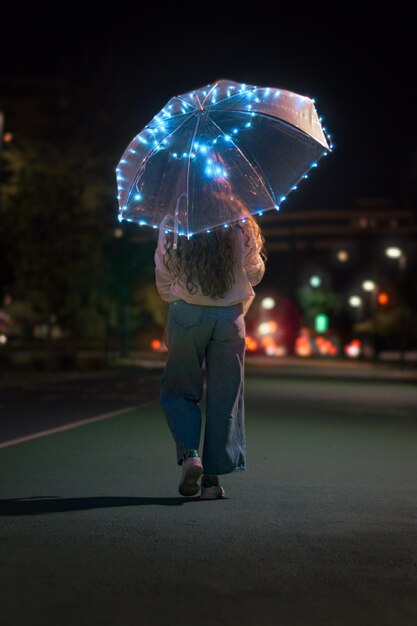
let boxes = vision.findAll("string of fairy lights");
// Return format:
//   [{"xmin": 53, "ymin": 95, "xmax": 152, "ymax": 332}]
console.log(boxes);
[{"xmin": 115, "ymin": 81, "xmax": 333, "ymax": 239}]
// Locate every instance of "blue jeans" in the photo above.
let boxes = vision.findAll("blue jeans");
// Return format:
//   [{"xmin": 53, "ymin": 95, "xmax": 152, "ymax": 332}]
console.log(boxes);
[{"xmin": 160, "ymin": 299, "xmax": 247, "ymax": 475}]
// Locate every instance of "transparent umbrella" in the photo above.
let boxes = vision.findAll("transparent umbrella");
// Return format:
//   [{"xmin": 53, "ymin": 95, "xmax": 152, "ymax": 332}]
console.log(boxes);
[{"xmin": 116, "ymin": 78, "xmax": 332, "ymax": 249}]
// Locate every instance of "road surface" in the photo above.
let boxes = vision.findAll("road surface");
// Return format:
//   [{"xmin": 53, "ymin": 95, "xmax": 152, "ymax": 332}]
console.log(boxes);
[{"xmin": 1, "ymin": 368, "xmax": 416, "ymax": 625}]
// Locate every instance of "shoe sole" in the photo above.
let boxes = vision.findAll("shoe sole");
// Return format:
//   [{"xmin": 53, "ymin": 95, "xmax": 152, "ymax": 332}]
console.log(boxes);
[
  {"xmin": 178, "ymin": 464, "xmax": 203, "ymax": 496},
  {"xmin": 200, "ymin": 485, "xmax": 225, "ymax": 500}
]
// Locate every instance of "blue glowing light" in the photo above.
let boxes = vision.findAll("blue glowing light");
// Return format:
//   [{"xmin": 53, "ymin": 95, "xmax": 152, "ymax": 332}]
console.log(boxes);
[{"xmin": 117, "ymin": 80, "xmax": 332, "ymax": 244}]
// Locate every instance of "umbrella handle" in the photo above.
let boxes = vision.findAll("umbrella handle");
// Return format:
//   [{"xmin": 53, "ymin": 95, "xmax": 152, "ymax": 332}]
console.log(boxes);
[{"xmin": 173, "ymin": 192, "xmax": 188, "ymax": 250}]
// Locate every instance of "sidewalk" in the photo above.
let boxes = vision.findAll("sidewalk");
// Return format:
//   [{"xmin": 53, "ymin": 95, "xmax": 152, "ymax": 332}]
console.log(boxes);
[
  {"xmin": 118, "ymin": 351, "xmax": 417, "ymax": 383},
  {"xmin": 244, "ymin": 354, "xmax": 417, "ymax": 382}
]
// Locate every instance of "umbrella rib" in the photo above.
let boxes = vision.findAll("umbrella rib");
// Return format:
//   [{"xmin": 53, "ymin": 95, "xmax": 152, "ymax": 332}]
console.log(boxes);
[
  {"xmin": 212, "ymin": 87, "xmax": 255, "ymax": 108},
  {"xmin": 202, "ymin": 81, "xmax": 220, "ymax": 108},
  {"xmin": 176, "ymin": 95, "xmax": 197, "ymax": 112},
  {"xmin": 186, "ymin": 113, "xmax": 202, "ymax": 238},
  {"xmin": 208, "ymin": 118, "xmax": 277, "ymax": 209},
  {"xmin": 214, "ymin": 108, "xmax": 329, "ymax": 149},
  {"xmin": 124, "ymin": 112, "xmax": 195, "ymax": 211}
]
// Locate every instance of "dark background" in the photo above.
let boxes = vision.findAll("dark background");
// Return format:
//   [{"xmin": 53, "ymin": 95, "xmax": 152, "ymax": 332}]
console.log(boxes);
[{"xmin": 1, "ymin": 6, "xmax": 415, "ymax": 210}]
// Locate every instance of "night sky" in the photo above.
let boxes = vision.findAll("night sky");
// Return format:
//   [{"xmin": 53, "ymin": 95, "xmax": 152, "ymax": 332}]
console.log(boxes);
[{"xmin": 1, "ymin": 6, "xmax": 414, "ymax": 211}]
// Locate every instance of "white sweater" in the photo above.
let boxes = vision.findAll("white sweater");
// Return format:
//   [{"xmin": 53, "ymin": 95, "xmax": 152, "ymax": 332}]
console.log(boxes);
[{"xmin": 154, "ymin": 215, "xmax": 265, "ymax": 317}]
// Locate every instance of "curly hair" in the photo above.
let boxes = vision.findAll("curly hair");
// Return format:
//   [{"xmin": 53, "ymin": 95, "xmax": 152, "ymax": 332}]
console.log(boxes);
[{"xmin": 161, "ymin": 200, "xmax": 267, "ymax": 301}]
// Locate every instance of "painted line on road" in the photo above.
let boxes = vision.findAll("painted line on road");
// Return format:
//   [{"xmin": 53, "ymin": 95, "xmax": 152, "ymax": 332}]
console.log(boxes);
[{"xmin": 0, "ymin": 406, "xmax": 138, "ymax": 449}]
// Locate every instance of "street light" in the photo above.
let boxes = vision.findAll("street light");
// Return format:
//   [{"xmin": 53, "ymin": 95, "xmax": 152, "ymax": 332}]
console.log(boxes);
[
  {"xmin": 348, "ymin": 295, "xmax": 363, "ymax": 336},
  {"xmin": 385, "ymin": 246, "xmax": 402, "ymax": 260},
  {"xmin": 361, "ymin": 280, "xmax": 378, "ymax": 361},
  {"xmin": 362, "ymin": 280, "xmax": 376, "ymax": 292},
  {"xmin": 309, "ymin": 275, "xmax": 321, "ymax": 288},
  {"xmin": 348, "ymin": 295, "xmax": 362, "ymax": 308},
  {"xmin": 384, "ymin": 246, "xmax": 407, "ymax": 370},
  {"xmin": 337, "ymin": 249, "xmax": 349, "ymax": 263},
  {"xmin": 261, "ymin": 297, "xmax": 276, "ymax": 310}
]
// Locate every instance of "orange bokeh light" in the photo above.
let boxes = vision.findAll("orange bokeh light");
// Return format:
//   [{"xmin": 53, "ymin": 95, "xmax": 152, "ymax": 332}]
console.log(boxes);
[
  {"xmin": 260, "ymin": 335, "xmax": 277, "ymax": 348},
  {"xmin": 377, "ymin": 292, "xmax": 389, "ymax": 305},
  {"xmin": 245, "ymin": 336, "xmax": 258, "ymax": 351}
]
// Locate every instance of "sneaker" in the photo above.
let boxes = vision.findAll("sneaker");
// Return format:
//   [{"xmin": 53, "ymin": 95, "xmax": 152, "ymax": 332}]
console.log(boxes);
[
  {"xmin": 178, "ymin": 451, "xmax": 203, "ymax": 497},
  {"xmin": 200, "ymin": 476, "xmax": 225, "ymax": 500}
]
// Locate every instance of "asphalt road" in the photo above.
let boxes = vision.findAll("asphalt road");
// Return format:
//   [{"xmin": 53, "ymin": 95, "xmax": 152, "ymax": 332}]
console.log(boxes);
[{"xmin": 1, "ymin": 368, "xmax": 416, "ymax": 625}]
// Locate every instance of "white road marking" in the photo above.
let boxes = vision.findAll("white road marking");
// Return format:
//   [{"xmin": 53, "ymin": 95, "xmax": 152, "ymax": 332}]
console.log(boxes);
[{"xmin": 0, "ymin": 406, "xmax": 138, "ymax": 449}]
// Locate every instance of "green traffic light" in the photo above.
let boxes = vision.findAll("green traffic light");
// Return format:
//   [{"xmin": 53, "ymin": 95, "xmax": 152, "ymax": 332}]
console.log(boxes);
[{"xmin": 315, "ymin": 313, "xmax": 328, "ymax": 333}]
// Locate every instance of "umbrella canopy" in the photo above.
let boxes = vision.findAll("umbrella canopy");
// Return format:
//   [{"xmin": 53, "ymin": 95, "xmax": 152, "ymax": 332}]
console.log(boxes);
[{"xmin": 116, "ymin": 79, "xmax": 332, "ymax": 249}]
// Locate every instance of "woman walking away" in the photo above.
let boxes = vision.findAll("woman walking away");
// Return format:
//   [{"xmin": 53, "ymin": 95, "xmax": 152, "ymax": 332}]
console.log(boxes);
[{"xmin": 155, "ymin": 206, "xmax": 266, "ymax": 500}]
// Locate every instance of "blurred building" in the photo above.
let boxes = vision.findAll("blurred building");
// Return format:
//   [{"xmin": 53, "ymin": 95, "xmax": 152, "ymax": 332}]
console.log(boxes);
[{"xmin": 259, "ymin": 197, "xmax": 416, "ymax": 296}]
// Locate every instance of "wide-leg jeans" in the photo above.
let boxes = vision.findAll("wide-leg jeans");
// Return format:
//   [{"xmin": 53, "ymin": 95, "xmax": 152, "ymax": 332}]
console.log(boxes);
[{"xmin": 160, "ymin": 299, "xmax": 247, "ymax": 475}]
